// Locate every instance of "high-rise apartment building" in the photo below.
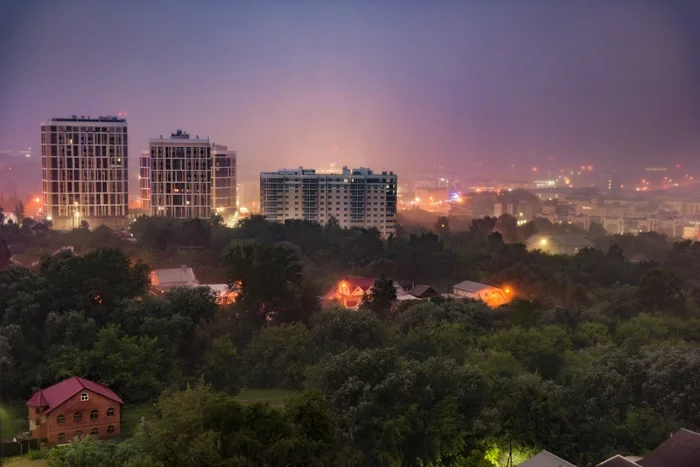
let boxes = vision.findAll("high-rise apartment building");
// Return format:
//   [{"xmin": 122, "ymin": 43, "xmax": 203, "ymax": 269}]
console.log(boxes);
[
  {"xmin": 260, "ymin": 166, "xmax": 397, "ymax": 237},
  {"xmin": 143, "ymin": 130, "xmax": 236, "ymax": 219},
  {"xmin": 41, "ymin": 116, "xmax": 129, "ymax": 230}
]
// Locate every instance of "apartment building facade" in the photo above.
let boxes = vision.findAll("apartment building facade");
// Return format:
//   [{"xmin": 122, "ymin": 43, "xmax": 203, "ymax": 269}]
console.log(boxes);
[
  {"xmin": 260, "ymin": 166, "xmax": 397, "ymax": 237},
  {"xmin": 41, "ymin": 116, "xmax": 129, "ymax": 230},
  {"xmin": 143, "ymin": 130, "xmax": 236, "ymax": 219}
]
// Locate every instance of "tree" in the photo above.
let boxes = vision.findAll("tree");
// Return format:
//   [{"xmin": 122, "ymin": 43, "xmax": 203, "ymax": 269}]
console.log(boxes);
[
  {"xmin": 48, "ymin": 434, "xmax": 118, "ymax": 467},
  {"xmin": 589, "ymin": 222, "xmax": 607, "ymax": 238},
  {"xmin": 14, "ymin": 201, "xmax": 25, "ymax": 223},
  {"xmin": 0, "ymin": 239, "xmax": 10, "ymax": 270},
  {"xmin": 242, "ymin": 323, "xmax": 316, "ymax": 389},
  {"xmin": 606, "ymin": 243, "xmax": 625, "ymax": 262},
  {"xmin": 636, "ymin": 268, "xmax": 685, "ymax": 315},
  {"xmin": 435, "ymin": 216, "xmax": 450, "ymax": 235},
  {"xmin": 360, "ymin": 276, "xmax": 397, "ymax": 319},
  {"xmin": 202, "ymin": 336, "xmax": 242, "ymax": 394},
  {"xmin": 495, "ymin": 214, "xmax": 518, "ymax": 243},
  {"xmin": 225, "ymin": 242, "xmax": 306, "ymax": 326}
]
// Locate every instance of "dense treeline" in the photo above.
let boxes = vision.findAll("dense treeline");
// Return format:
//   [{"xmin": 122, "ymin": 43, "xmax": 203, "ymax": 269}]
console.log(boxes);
[{"xmin": 3, "ymin": 214, "xmax": 700, "ymax": 466}]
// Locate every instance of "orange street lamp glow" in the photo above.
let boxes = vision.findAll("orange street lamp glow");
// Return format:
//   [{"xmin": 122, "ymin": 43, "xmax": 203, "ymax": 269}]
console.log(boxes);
[{"xmin": 504, "ymin": 287, "xmax": 511, "ymax": 294}]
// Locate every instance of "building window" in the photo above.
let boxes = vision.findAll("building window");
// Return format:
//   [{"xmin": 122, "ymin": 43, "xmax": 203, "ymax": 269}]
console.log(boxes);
[
  {"xmin": 90, "ymin": 428, "xmax": 99, "ymax": 436},
  {"xmin": 56, "ymin": 414, "xmax": 65, "ymax": 424},
  {"xmin": 106, "ymin": 407, "xmax": 115, "ymax": 417},
  {"xmin": 74, "ymin": 430, "xmax": 83, "ymax": 439},
  {"xmin": 90, "ymin": 410, "xmax": 99, "ymax": 420},
  {"xmin": 57, "ymin": 433, "xmax": 66, "ymax": 443},
  {"xmin": 107, "ymin": 425, "xmax": 115, "ymax": 434},
  {"xmin": 80, "ymin": 393, "xmax": 89, "ymax": 401},
  {"xmin": 73, "ymin": 412, "xmax": 82, "ymax": 422}
]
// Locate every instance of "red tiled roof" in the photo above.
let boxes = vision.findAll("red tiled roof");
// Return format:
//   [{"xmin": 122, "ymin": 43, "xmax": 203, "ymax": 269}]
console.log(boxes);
[{"xmin": 27, "ymin": 377, "xmax": 124, "ymax": 413}]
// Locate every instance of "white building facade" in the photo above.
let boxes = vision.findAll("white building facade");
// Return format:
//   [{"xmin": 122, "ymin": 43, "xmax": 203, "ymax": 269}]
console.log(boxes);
[
  {"xmin": 41, "ymin": 116, "xmax": 129, "ymax": 230},
  {"xmin": 144, "ymin": 130, "xmax": 236, "ymax": 219},
  {"xmin": 260, "ymin": 166, "xmax": 397, "ymax": 237}
]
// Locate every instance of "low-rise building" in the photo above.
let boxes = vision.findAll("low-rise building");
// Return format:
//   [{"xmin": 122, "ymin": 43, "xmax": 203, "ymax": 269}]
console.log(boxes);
[
  {"xmin": 27, "ymin": 376, "xmax": 123, "ymax": 445},
  {"xmin": 451, "ymin": 280, "xmax": 508, "ymax": 307}
]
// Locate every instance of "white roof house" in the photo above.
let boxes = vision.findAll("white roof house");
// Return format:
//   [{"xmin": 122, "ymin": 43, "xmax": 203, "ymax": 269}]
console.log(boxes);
[
  {"xmin": 451, "ymin": 280, "xmax": 508, "ymax": 307},
  {"xmin": 150, "ymin": 266, "xmax": 199, "ymax": 291},
  {"xmin": 517, "ymin": 450, "xmax": 577, "ymax": 467}
]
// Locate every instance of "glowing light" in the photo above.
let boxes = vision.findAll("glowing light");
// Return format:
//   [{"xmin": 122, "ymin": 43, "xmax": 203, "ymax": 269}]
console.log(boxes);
[
  {"xmin": 504, "ymin": 287, "xmax": 512, "ymax": 294},
  {"xmin": 47, "ymin": 216, "xmax": 52, "ymax": 221},
  {"xmin": 35, "ymin": 197, "xmax": 40, "ymax": 203},
  {"xmin": 540, "ymin": 238, "xmax": 548, "ymax": 246},
  {"xmin": 532, "ymin": 167, "xmax": 538, "ymax": 172}
]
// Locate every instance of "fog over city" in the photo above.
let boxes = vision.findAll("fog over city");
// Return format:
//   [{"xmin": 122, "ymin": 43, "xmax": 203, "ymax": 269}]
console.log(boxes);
[{"xmin": 2, "ymin": 1, "xmax": 700, "ymax": 198}]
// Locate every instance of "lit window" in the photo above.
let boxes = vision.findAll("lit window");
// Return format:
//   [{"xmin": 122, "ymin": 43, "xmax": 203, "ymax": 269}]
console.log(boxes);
[{"xmin": 80, "ymin": 393, "xmax": 89, "ymax": 401}]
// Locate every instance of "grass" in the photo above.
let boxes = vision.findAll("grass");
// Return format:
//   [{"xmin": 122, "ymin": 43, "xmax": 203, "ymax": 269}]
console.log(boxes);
[
  {"xmin": 120, "ymin": 389, "xmax": 297, "ymax": 434},
  {"xmin": 2, "ymin": 458, "xmax": 48, "ymax": 467},
  {"xmin": 0, "ymin": 403, "xmax": 27, "ymax": 440},
  {"xmin": 120, "ymin": 403, "xmax": 159, "ymax": 436},
  {"xmin": 122, "ymin": 389, "xmax": 295, "ymax": 437}
]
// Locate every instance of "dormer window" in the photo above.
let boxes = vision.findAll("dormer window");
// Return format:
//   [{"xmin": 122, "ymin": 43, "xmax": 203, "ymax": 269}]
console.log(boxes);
[{"xmin": 80, "ymin": 393, "xmax": 89, "ymax": 401}]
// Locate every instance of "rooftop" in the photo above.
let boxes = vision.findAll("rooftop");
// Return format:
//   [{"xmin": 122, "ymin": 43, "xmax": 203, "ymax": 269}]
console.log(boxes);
[
  {"xmin": 453, "ymin": 280, "xmax": 498, "ymax": 294},
  {"xmin": 27, "ymin": 376, "xmax": 124, "ymax": 413},
  {"xmin": 48, "ymin": 115, "xmax": 126, "ymax": 123},
  {"xmin": 638, "ymin": 428, "xmax": 700, "ymax": 467},
  {"xmin": 517, "ymin": 450, "xmax": 577, "ymax": 467}
]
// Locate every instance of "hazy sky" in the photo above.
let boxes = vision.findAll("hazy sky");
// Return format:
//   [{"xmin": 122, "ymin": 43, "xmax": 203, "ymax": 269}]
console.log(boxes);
[{"xmin": 1, "ymin": 0, "xmax": 700, "ymax": 195}]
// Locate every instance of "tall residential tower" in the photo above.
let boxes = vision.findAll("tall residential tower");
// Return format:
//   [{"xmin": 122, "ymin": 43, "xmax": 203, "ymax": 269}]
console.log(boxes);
[
  {"xmin": 41, "ymin": 116, "xmax": 129, "ymax": 230},
  {"xmin": 143, "ymin": 130, "xmax": 236, "ymax": 219},
  {"xmin": 260, "ymin": 166, "xmax": 397, "ymax": 237}
]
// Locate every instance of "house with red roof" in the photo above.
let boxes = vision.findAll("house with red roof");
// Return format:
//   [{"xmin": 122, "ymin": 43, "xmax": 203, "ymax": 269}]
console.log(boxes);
[{"xmin": 26, "ymin": 376, "xmax": 124, "ymax": 445}]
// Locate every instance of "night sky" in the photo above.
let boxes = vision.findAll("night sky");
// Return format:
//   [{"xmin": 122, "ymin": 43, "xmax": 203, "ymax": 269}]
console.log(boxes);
[{"xmin": 1, "ymin": 1, "xmax": 700, "ymax": 196}]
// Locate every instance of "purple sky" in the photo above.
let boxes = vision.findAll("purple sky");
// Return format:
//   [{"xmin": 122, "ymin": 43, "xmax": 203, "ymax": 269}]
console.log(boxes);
[{"xmin": 1, "ymin": 1, "xmax": 700, "ymax": 196}]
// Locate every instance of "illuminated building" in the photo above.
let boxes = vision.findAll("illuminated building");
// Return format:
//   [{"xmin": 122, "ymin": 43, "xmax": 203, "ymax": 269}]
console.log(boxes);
[
  {"xmin": 260, "ymin": 166, "xmax": 397, "ymax": 237},
  {"xmin": 41, "ymin": 116, "xmax": 128, "ymax": 230},
  {"xmin": 450, "ymin": 280, "xmax": 509, "ymax": 307},
  {"xmin": 144, "ymin": 130, "xmax": 236, "ymax": 218}
]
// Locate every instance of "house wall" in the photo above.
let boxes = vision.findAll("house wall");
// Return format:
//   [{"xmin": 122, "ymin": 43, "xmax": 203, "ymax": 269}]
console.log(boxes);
[{"xmin": 32, "ymin": 389, "xmax": 121, "ymax": 445}]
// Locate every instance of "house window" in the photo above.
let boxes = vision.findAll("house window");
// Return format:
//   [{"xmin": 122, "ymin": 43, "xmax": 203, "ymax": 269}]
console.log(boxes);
[
  {"xmin": 80, "ymin": 393, "xmax": 89, "ymax": 401},
  {"xmin": 73, "ymin": 412, "xmax": 82, "ymax": 422},
  {"xmin": 74, "ymin": 430, "xmax": 83, "ymax": 439},
  {"xmin": 107, "ymin": 425, "xmax": 115, "ymax": 434},
  {"xmin": 57, "ymin": 433, "xmax": 66, "ymax": 443},
  {"xmin": 56, "ymin": 414, "xmax": 65, "ymax": 424},
  {"xmin": 90, "ymin": 428, "xmax": 99, "ymax": 436},
  {"xmin": 90, "ymin": 410, "xmax": 99, "ymax": 420},
  {"xmin": 106, "ymin": 408, "xmax": 115, "ymax": 417}
]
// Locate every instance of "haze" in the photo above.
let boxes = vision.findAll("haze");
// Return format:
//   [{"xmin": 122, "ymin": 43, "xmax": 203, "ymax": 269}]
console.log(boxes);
[{"xmin": 1, "ymin": 0, "xmax": 700, "ymax": 197}]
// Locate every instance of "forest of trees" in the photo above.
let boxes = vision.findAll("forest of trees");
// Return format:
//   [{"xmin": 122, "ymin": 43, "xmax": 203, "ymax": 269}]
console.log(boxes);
[{"xmin": 3, "ymin": 213, "xmax": 700, "ymax": 466}]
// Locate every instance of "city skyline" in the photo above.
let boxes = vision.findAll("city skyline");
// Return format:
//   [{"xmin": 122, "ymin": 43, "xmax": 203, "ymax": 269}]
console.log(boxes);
[{"xmin": 2, "ymin": 1, "xmax": 700, "ymax": 198}]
